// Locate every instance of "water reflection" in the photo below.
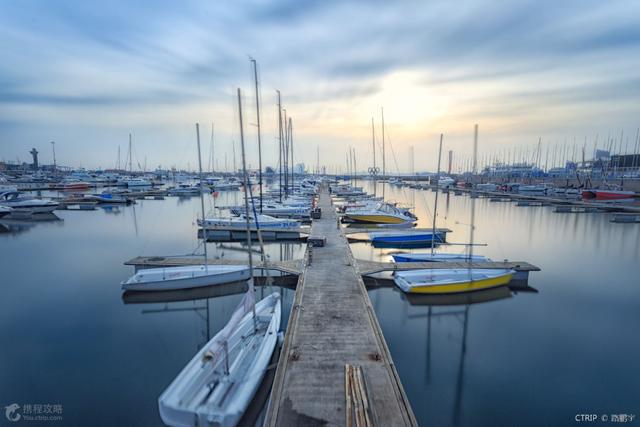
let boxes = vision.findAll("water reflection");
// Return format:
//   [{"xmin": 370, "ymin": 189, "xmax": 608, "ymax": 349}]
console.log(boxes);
[
  {"xmin": 0, "ymin": 213, "xmax": 62, "ymax": 234},
  {"xmin": 2, "ymin": 182, "xmax": 639, "ymax": 426},
  {"xmin": 359, "ymin": 181, "xmax": 640, "ymax": 426},
  {"xmin": 122, "ymin": 280, "xmax": 249, "ymax": 305}
]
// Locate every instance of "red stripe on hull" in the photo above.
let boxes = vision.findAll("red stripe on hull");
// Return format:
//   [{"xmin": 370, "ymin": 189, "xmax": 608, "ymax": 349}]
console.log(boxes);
[{"xmin": 594, "ymin": 191, "xmax": 635, "ymax": 200}]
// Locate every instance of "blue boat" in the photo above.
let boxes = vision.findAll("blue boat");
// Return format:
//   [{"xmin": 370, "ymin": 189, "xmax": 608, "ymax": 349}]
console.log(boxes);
[
  {"xmin": 368, "ymin": 230, "xmax": 446, "ymax": 248},
  {"xmin": 392, "ymin": 253, "xmax": 490, "ymax": 263}
]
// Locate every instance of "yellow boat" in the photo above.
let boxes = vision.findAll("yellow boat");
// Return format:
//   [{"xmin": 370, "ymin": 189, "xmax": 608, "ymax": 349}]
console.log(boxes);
[
  {"xmin": 343, "ymin": 202, "xmax": 416, "ymax": 225},
  {"xmin": 393, "ymin": 268, "xmax": 514, "ymax": 294}
]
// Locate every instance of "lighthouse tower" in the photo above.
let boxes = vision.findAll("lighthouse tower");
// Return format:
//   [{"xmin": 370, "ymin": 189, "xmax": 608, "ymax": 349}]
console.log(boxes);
[{"xmin": 30, "ymin": 148, "xmax": 39, "ymax": 170}]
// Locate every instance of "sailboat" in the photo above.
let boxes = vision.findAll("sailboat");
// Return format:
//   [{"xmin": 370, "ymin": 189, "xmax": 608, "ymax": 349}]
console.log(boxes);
[
  {"xmin": 343, "ymin": 201, "xmax": 417, "ymax": 224},
  {"xmin": 158, "ymin": 89, "xmax": 281, "ymax": 426},
  {"xmin": 393, "ymin": 129, "xmax": 513, "ymax": 294},
  {"xmin": 158, "ymin": 292, "xmax": 280, "ymax": 426},
  {"xmin": 121, "ymin": 124, "xmax": 249, "ymax": 292},
  {"xmin": 392, "ymin": 253, "xmax": 490, "ymax": 263},
  {"xmin": 393, "ymin": 268, "xmax": 514, "ymax": 294}
]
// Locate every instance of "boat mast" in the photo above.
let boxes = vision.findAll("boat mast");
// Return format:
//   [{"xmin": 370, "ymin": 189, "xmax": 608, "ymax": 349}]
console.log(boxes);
[
  {"xmin": 353, "ymin": 147, "xmax": 357, "ymax": 181},
  {"xmin": 277, "ymin": 90, "xmax": 283, "ymax": 202},
  {"xmin": 283, "ymin": 108, "xmax": 288, "ymax": 196},
  {"xmin": 431, "ymin": 134, "xmax": 443, "ymax": 257},
  {"xmin": 381, "ymin": 108, "xmax": 386, "ymax": 178},
  {"xmin": 289, "ymin": 118, "xmax": 294, "ymax": 194},
  {"xmin": 251, "ymin": 58, "xmax": 263, "ymax": 213},
  {"xmin": 372, "ymin": 117, "xmax": 376, "ymax": 171},
  {"xmin": 128, "ymin": 133, "xmax": 132, "ymax": 173},
  {"xmin": 372, "ymin": 117, "xmax": 376, "ymax": 196},
  {"xmin": 237, "ymin": 88, "xmax": 257, "ymax": 324},
  {"xmin": 210, "ymin": 122, "xmax": 215, "ymax": 174},
  {"xmin": 469, "ymin": 125, "xmax": 478, "ymax": 261},
  {"xmin": 195, "ymin": 123, "xmax": 208, "ymax": 271}
]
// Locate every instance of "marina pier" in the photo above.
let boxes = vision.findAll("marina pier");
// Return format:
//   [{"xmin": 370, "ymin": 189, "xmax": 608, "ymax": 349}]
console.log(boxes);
[{"xmin": 265, "ymin": 185, "xmax": 417, "ymax": 426}]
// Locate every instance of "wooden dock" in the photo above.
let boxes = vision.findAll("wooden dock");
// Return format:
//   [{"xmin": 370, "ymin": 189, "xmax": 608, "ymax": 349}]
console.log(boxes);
[
  {"xmin": 454, "ymin": 187, "xmax": 640, "ymax": 213},
  {"xmin": 357, "ymin": 260, "xmax": 540, "ymax": 281},
  {"xmin": 265, "ymin": 185, "xmax": 417, "ymax": 426}
]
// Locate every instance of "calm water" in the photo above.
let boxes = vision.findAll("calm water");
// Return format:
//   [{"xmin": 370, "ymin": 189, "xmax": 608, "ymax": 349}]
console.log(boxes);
[{"xmin": 1, "ymin": 183, "xmax": 639, "ymax": 426}]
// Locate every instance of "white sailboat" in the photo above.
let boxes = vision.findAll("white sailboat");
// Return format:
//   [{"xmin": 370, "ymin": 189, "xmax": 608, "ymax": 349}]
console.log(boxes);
[
  {"xmin": 121, "ymin": 265, "xmax": 250, "ymax": 291},
  {"xmin": 158, "ymin": 292, "xmax": 280, "ymax": 426},
  {"xmin": 159, "ymin": 91, "xmax": 280, "ymax": 426}
]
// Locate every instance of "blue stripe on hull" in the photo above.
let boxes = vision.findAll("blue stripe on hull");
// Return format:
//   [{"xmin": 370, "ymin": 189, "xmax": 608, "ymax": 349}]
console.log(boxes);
[{"xmin": 370, "ymin": 232, "xmax": 445, "ymax": 243}]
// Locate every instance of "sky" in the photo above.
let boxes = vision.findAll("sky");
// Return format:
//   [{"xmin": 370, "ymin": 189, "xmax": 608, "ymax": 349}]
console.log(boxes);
[{"xmin": 1, "ymin": 0, "xmax": 640, "ymax": 173}]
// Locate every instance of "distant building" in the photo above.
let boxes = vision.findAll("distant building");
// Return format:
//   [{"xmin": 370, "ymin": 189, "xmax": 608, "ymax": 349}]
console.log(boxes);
[{"xmin": 610, "ymin": 154, "xmax": 640, "ymax": 169}]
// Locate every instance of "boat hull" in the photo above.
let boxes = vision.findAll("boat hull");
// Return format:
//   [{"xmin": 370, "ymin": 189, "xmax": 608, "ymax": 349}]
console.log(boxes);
[
  {"xmin": 9, "ymin": 205, "xmax": 58, "ymax": 214},
  {"xmin": 594, "ymin": 190, "xmax": 635, "ymax": 200},
  {"xmin": 121, "ymin": 265, "xmax": 251, "ymax": 291},
  {"xmin": 394, "ymin": 268, "xmax": 514, "ymax": 294},
  {"xmin": 392, "ymin": 253, "xmax": 489, "ymax": 263},
  {"xmin": 344, "ymin": 214, "xmax": 412, "ymax": 224}
]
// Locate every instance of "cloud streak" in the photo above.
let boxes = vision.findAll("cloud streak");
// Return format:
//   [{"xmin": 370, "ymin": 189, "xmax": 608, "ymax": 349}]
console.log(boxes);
[{"xmin": 1, "ymin": 0, "xmax": 639, "ymax": 171}]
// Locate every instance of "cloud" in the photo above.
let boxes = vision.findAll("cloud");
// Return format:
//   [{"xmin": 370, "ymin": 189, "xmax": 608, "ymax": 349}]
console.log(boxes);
[{"xmin": 0, "ymin": 0, "xmax": 639, "ymax": 171}]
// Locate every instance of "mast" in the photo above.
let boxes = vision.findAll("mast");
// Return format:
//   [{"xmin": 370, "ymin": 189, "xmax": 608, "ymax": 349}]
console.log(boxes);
[
  {"xmin": 195, "ymin": 123, "xmax": 208, "ymax": 270},
  {"xmin": 372, "ymin": 117, "xmax": 377, "ymax": 196},
  {"xmin": 210, "ymin": 122, "xmax": 215, "ymax": 174},
  {"xmin": 431, "ymin": 134, "xmax": 443, "ymax": 257},
  {"xmin": 128, "ymin": 133, "xmax": 132, "ymax": 173},
  {"xmin": 237, "ymin": 88, "xmax": 257, "ymax": 323},
  {"xmin": 283, "ymin": 108, "xmax": 289, "ymax": 196},
  {"xmin": 371, "ymin": 117, "xmax": 376, "ymax": 172},
  {"xmin": 353, "ymin": 147, "xmax": 357, "ymax": 180},
  {"xmin": 381, "ymin": 108, "xmax": 386, "ymax": 178},
  {"xmin": 232, "ymin": 139, "xmax": 237, "ymax": 175},
  {"xmin": 277, "ymin": 90, "xmax": 283, "ymax": 202},
  {"xmin": 469, "ymin": 125, "xmax": 478, "ymax": 261},
  {"xmin": 251, "ymin": 58, "xmax": 263, "ymax": 213},
  {"xmin": 289, "ymin": 118, "xmax": 294, "ymax": 193}
]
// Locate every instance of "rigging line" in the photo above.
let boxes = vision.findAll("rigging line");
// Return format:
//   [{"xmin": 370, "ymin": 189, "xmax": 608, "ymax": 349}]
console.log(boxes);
[{"xmin": 382, "ymin": 124, "xmax": 402, "ymax": 174}]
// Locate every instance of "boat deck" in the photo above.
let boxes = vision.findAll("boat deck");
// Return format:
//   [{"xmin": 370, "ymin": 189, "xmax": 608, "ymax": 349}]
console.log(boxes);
[{"xmin": 265, "ymin": 185, "xmax": 416, "ymax": 426}]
